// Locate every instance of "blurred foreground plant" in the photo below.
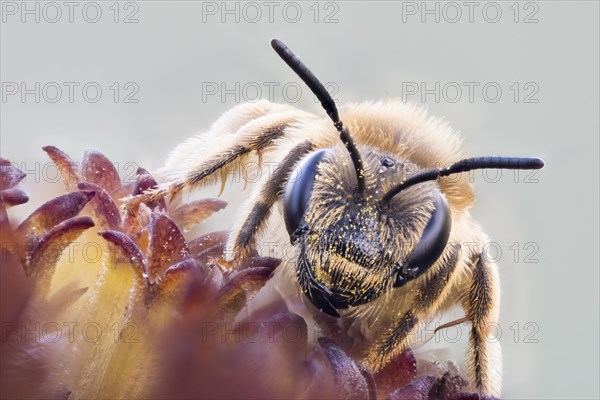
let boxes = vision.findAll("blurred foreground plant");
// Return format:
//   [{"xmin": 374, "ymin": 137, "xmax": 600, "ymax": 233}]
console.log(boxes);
[{"xmin": 0, "ymin": 148, "xmax": 496, "ymax": 399}]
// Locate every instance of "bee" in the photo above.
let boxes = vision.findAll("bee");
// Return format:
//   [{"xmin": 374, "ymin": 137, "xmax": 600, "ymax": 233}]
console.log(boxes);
[{"xmin": 132, "ymin": 39, "xmax": 544, "ymax": 396}]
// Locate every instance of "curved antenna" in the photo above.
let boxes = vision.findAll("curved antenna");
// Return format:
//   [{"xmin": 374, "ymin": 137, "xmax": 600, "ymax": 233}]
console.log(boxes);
[
  {"xmin": 382, "ymin": 156, "xmax": 545, "ymax": 201},
  {"xmin": 271, "ymin": 38, "xmax": 365, "ymax": 193}
]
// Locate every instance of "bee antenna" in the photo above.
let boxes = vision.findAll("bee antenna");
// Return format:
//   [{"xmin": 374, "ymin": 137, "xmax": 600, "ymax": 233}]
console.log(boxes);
[
  {"xmin": 271, "ymin": 38, "xmax": 365, "ymax": 193},
  {"xmin": 382, "ymin": 156, "xmax": 545, "ymax": 201}
]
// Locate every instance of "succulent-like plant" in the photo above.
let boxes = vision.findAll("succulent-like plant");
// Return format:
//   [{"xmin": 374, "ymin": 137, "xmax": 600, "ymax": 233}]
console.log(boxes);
[{"xmin": 0, "ymin": 148, "xmax": 497, "ymax": 399}]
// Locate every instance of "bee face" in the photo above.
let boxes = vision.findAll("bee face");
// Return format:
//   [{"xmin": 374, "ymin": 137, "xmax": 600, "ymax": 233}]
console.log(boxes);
[{"xmin": 284, "ymin": 145, "xmax": 452, "ymax": 316}]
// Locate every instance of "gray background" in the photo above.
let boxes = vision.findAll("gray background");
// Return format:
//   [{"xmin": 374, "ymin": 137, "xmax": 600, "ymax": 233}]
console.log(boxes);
[{"xmin": 1, "ymin": 1, "xmax": 598, "ymax": 398}]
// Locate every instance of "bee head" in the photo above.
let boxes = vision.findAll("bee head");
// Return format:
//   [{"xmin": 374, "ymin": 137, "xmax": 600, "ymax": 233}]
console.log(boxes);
[{"xmin": 283, "ymin": 145, "xmax": 452, "ymax": 317}]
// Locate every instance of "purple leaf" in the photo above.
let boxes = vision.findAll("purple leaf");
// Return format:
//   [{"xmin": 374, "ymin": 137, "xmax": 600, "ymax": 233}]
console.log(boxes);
[
  {"xmin": 169, "ymin": 199, "xmax": 227, "ymax": 231},
  {"xmin": 77, "ymin": 182, "xmax": 121, "ymax": 229},
  {"xmin": 375, "ymin": 347, "xmax": 418, "ymax": 398},
  {"xmin": 187, "ymin": 230, "xmax": 229, "ymax": 257},
  {"xmin": 0, "ymin": 188, "xmax": 29, "ymax": 207},
  {"xmin": 42, "ymin": 146, "xmax": 81, "ymax": 190},
  {"xmin": 318, "ymin": 337, "xmax": 374, "ymax": 400},
  {"xmin": 17, "ymin": 191, "xmax": 95, "ymax": 237},
  {"xmin": 0, "ymin": 164, "xmax": 26, "ymax": 191},
  {"xmin": 27, "ymin": 216, "xmax": 94, "ymax": 297},
  {"xmin": 236, "ymin": 256, "xmax": 281, "ymax": 271},
  {"xmin": 97, "ymin": 230, "xmax": 146, "ymax": 279},
  {"xmin": 428, "ymin": 372, "xmax": 469, "ymax": 400},
  {"xmin": 132, "ymin": 168, "xmax": 166, "ymax": 211},
  {"xmin": 213, "ymin": 267, "xmax": 274, "ymax": 317},
  {"xmin": 81, "ymin": 150, "xmax": 121, "ymax": 194},
  {"xmin": 146, "ymin": 213, "xmax": 190, "ymax": 284},
  {"xmin": 386, "ymin": 376, "xmax": 437, "ymax": 400}
]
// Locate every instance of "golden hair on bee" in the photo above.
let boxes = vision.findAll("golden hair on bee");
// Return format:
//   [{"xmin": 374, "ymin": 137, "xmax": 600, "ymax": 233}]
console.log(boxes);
[{"xmin": 128, "ymin": 39, "xmax": 544, "ymax": 397}]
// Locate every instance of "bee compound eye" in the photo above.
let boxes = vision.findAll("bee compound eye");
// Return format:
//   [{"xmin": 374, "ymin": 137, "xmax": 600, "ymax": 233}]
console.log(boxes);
[
  {"xmin": 283, "ymin": 149, "xmax": 329, "ymax": 240},
  {"xmin": 394, "ymin": 190, "xmax": 452, "ymax": 287}
]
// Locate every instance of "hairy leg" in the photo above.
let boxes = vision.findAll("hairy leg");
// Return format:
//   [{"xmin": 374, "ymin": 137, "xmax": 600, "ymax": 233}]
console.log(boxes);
[
  {"xmin": 127, "ymin": 101, "xmax": 317, "ymax": 205},
  {"xmin": 225, "ymin": 140, "xmax": 315, "ymax": 261},
  {"xmin": 463, "ymin": 251, "xmax": 502, "ymax": 397},
  {"xmin": 364, "ymin": 244, "xmax": 461, "ymax": 370}
]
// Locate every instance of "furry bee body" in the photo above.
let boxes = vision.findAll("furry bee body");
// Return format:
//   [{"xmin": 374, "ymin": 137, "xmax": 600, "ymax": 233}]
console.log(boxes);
[
  {"xmin": 133, "ymin": 40, "xmax": 543, "ymax": 397},
  {"xmin": 156, "ymin": 100, "xmax": 501, "ymax": 394}
]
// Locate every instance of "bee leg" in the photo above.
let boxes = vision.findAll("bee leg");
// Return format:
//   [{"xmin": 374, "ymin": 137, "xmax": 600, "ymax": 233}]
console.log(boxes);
[
  {"xmin": 225, "ymin": 140, "xmax": 315, "ymax": 261},
  {"xmin": 364, "ymin": 244, "xmax": 461, "ymax": 371},
  {"xmin": 162, "ymin": 100, "xmax": 297, "ymax": 170},
  {"xmin": 463, "ymin": 251, "xmax": 502, "ymax": 397},
  {"xmin": 131, "ymin": 103, "xmax": 317, "ymax": 203}
]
